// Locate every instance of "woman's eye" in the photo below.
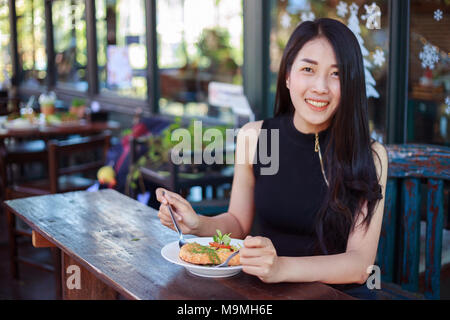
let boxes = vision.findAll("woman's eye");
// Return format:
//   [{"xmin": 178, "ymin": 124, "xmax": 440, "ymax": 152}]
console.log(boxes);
[
  {"xmin": 302, "ymin": 67, "xmax": 313, "ymax": 73},
  {"xmin": 332, "ymin": 71, "xmax": 339, "ymax": 77}
]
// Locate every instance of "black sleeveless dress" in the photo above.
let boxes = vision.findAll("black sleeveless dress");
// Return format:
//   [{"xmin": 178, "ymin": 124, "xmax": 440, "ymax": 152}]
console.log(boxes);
[
  {"xmin": 252, "ymin": 113, "xmax": 378, "ymax": 298},
  {"xmin": 253, "ymin": 113, "xmax": 331, "ymax": 257}
]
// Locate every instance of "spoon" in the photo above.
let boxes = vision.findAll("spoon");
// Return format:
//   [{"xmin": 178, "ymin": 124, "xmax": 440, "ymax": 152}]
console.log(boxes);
[
  {"xmin": 214, "ymin": 250, "xmax": 240, "ymax": 268},
  {"xmin": 163, "ymin": 191, "xmax": 186, "ymax": 248}
]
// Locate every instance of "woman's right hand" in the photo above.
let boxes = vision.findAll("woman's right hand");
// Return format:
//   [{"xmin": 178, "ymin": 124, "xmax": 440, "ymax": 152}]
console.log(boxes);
[{"xmin": 155, "ymin": 188, "xmax": 200, "ymax": 235}]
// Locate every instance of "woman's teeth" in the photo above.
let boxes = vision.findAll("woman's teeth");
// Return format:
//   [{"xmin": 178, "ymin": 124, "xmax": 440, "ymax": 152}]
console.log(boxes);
[{"xmin": 306, "ymin": 99, "xmax": 329, "ymax": 108}]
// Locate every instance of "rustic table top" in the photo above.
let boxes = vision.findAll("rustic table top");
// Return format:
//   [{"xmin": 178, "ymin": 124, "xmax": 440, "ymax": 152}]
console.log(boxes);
[
  {"xmin": 0, "ymin": 121, "xmax": 120, "ymax": 140},
  {"xmin": 4, "ymin": 189, "xmax": 353, "ymax": 300}
]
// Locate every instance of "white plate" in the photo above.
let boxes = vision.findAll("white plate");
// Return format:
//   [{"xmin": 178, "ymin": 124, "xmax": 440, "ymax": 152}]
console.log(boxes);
[{"xmin": 161, "ymin": 237, "xmax": 243, "ymax": 278}]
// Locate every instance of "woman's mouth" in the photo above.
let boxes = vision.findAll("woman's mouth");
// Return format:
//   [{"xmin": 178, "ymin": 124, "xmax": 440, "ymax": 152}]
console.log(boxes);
[{"xmin": 305, "ymin": 99, "xmax": 330, "ymax": 112}]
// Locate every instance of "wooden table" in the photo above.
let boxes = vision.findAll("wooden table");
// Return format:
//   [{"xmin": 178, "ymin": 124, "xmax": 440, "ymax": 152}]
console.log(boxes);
[
  {"xmin": 0, "ymin": 120, "xmax": 120, "ymax": 142},
  {"xmin": 3, "ymin": 189, "xmax": 354, "ymax": 300}
]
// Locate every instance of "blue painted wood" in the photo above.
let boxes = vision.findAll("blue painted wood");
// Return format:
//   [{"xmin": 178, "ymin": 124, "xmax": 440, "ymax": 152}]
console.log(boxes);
[
  {"xmin": 424, "ymin": 179, "xmax": 444, "ymax": 300},
  {"xmin": 387, "ymin": 144, "xmax": 450, "ymax": 179},
  {"xmin": 400, "ymin": 178, "xmax": 421, "ymax": 293},
  {"xmin": 377, "ymin": 179, "xmax": 397, "ymax": 282},
  {"xmin": 383, "ymin": 144, "xmax": 450, "ymax": 299}
]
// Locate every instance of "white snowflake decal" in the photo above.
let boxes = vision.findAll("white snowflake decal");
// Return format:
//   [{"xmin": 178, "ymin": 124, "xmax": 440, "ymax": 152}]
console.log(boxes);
[
  {"xmin": 281, "ymin": 12, "xmax": 291, "ymax": 28},
  {"xmin": 336, "ymin": 1, "xmax": 348, "ymax": 18},
  {"xmin": 349, "ymin": 3, "xmax": 359, "ymax": 15},
  {"xmin": 361, "ymin": 3, "xmax": 382, "ymax": 29},
  {"xmin": 301, "ymin": 11, "xmax": 315, "ymax": 22},
  {"xmin": 419, "ymin": 43, "xmax": 440, "ymax": 70},
  {"xmin": 372, "ymin": 49, "xmax": 385, "ymax": 67},
  {"xmin": 434, "ymin": 9, "xmax": 443, "ymax": 21}
]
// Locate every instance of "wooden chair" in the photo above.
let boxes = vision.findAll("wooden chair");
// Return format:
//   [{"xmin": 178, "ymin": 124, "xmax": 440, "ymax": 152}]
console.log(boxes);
[
  {"xmin": 377, "ymin": 144, "xmax": 450, "ymax": 299},
  {"xmin": 5, "ymin": 133, "xmax": 111, "ymax": 198},
  {"xmin": 0, "ymin": 140, "xmax": 48, "ymax": 197},
  {"xmin": 47, "ymin": 133, "xmax": 111, "ymax": 193},
  {"xmin": 3, "ymin": 133, "xmax": 111, "ymax": 298},
  {"xmin": 0, "ymin": 91, "xmax": 20, "ymax": 116}
]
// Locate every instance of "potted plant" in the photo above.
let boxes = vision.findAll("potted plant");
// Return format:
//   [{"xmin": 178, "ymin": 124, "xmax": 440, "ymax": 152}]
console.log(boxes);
[
  {"xmin": 69, "ymin": 98, "xmax": 87, "ymax": 118},
  {"xmin": 195, "ymin": 27, "xmax": 240, "ymax": 83},
  {"xmin": 126, "ymin": 117, "xmax": 229, "ymax": 196},
  {"xmin": 38, "ymin": 91, "xmax": 56, "ymax": 115}
]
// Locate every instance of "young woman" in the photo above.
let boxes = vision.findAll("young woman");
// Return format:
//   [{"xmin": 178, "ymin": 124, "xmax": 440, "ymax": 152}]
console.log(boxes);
[{"xmin": 156, "ymin": 18, "xmax": 388, "ymax": 293}]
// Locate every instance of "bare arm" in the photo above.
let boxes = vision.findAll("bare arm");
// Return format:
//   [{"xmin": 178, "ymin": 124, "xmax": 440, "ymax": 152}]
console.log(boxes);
[{"xmin": 156, "ymin": 121, "xmax": 263, "ymax": 239}]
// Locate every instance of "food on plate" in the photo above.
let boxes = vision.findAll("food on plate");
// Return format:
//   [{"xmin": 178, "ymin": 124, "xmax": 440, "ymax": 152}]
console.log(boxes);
[
  {"xmin": 179, "ymin": 230, "xmax": 241, "ymax": 266},
  {"xmin": 179, "ymin": 243, "xmax": 241, "ymax": 266}
]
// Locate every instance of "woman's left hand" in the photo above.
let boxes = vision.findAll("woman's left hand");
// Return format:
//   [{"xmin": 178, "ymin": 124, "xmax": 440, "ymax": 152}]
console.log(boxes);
[{"xmin": 240, "ymin": 236, "xmax": 283, "ymax": 283}]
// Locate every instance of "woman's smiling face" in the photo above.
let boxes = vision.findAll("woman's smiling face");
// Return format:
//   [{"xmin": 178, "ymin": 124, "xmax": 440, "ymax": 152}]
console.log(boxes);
[{"xmin": 286, "ymin": 37, "xmax": 341, "ymax": 133}]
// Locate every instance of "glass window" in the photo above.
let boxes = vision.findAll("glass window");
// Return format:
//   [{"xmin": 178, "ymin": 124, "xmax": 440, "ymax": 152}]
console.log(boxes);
[
  {"xmin": 270, "ymin": 0, "xmax": 389, "ymax": 143},
  {"xmin": 0, "ymin": 0, "xmax": 11, "ymax": 87},
  {"xmin": 52, "ymin": 0, "xmax": 88, "ymax": 91},
  {"xmin": 16, "ymin": 0, "xmax": 47, "ymax": 87},
  {"xmin": 157, "ymin": 0, "xmax": 243, "ymax": 122},
  {"xmin": 96, "ymin": 0, "xmax": 148, "ymax": 99},
  {"xmin": 408, "ymin": 0, "xmax": 449, "ymax": 146}
]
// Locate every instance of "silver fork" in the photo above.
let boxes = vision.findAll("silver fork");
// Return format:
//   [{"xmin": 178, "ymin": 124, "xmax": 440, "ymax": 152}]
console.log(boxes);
[
  {"xmin": 163, "ymin": 191, "xmax": 186, "ymax": 248},
  {"xmin": 214, "ymin": 250, "xmax": 240, "ymax": 268}
]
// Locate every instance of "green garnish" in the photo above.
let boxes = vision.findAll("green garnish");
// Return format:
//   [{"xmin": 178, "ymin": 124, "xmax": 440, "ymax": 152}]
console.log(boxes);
[
  {"xmin": 189, "ymin": 243, "xmax": 221, "ymax": 264},
  {"xmin": 212, "ymin": 229, "xmax": 231, "ymax": 246}
]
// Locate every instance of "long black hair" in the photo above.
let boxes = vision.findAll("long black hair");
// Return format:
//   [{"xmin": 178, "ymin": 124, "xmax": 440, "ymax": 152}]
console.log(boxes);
[{"xmin": 274, "ymin": 18, "xmax": 383, "ymax": 255}]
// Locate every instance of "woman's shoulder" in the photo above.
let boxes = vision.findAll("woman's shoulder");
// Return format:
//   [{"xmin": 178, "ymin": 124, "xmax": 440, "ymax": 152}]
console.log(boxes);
[
  {"xmin": 371, "ymin": 141, "xmax": 388, "ymax": 161},
  {"xmin": 235, "ymin": 120, "xmax": 267, "ymax": 167},
  {"xmin": 240, "ymin": 120, "xmax": 264, "ymax": 132},
  {"xmin": 236, "ymin": 121, "xmax": 264, "ymax": 150}
]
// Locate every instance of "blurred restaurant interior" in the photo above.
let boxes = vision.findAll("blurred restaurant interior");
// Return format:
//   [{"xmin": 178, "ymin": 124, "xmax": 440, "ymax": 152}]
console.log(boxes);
[
  {"xmin": 0, "ymin": 0, "xmax": 449, "ymax": 300},
  {"xmin": 0, "ymin": 0, "xmax": 449, "ymax": 144}
]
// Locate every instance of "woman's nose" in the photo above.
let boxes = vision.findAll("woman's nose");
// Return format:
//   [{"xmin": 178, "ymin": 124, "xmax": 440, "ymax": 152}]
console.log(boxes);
[{"xmin": 311, "ymin": 75, "xmax": 329, "ymax": 94}]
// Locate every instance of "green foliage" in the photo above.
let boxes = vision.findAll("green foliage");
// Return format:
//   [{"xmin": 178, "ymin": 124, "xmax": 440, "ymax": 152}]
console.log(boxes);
[
  {"xmin": 121, "ymin": 128, "xmax": 132, "ymax": 137},
  {"xmin": 71, "ymin": 98, "xmax": 86, "ymax": 107},
  {"xmin": 125, "ymin": 118, "xmax": 230, "ymax": 196},
  {"xmin": 195, "ymin": 28, "xmax": 239, "ymax": 76}
]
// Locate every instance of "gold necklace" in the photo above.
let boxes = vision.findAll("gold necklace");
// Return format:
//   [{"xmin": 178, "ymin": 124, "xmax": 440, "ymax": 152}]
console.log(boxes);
[{"xmin": 315, "ymin": 133, "xmax": 329, "ymax": 187}]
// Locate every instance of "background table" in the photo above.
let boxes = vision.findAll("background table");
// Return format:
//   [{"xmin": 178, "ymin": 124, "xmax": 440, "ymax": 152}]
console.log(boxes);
[
  {"xmin": 0, "ymin": 120, "xmax": 120, "ymax": 142},
  {"xmin": 0, "ymin": 120, "xmax": 120, "ymax": 201},
  {"xmin": 3, "ymin": 189, "xmax": 354, "ymax": 300}
]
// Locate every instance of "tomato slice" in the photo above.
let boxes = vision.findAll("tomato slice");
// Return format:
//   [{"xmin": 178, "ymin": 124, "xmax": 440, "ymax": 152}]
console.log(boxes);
[{"xmin": 209, "ymin": 242, "xmax": 232, "ymax": 249}]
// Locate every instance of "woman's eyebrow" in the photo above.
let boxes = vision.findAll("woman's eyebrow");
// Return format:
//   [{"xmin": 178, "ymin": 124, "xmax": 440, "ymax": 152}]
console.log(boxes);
[{"xmin": 300, "ymin": 58, "xmax": 338, "ymax": 68}]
